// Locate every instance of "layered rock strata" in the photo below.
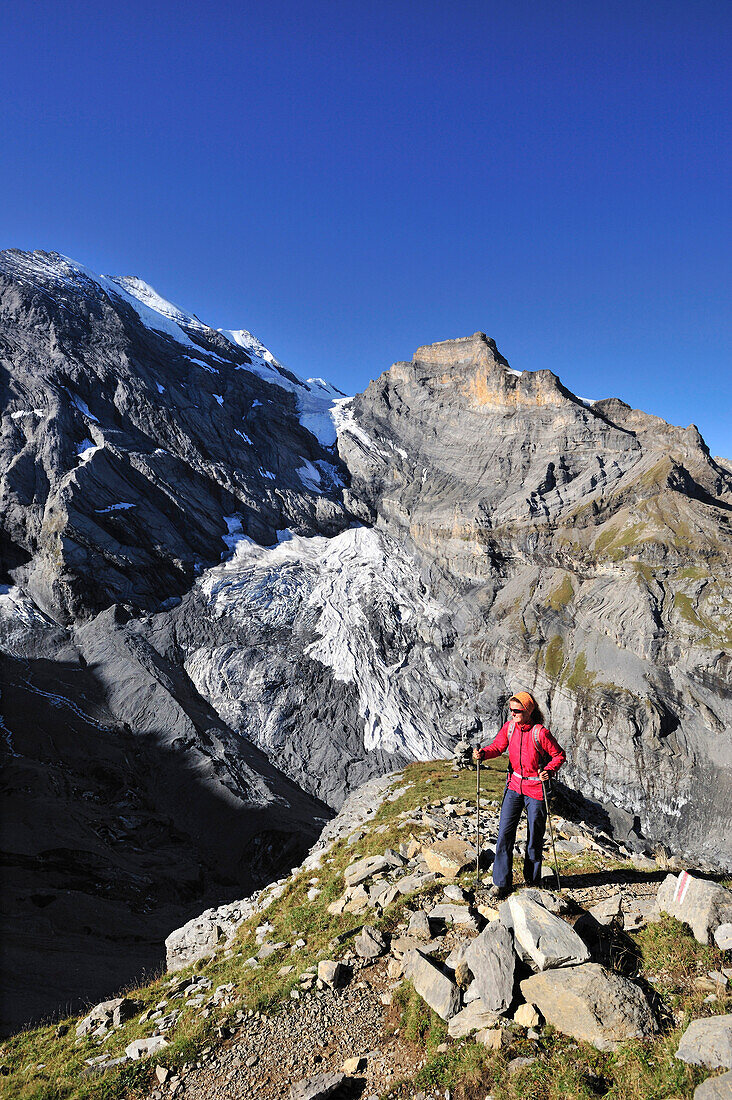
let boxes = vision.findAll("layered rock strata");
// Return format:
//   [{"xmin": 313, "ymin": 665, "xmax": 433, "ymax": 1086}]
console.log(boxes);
[{"xmin": 337, "ymin": 332, "xmax": 732, "ymax": 867}]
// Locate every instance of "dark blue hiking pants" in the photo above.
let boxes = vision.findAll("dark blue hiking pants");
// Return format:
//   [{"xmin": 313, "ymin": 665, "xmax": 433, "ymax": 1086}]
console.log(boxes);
[{"xmin": 492, "ymin": 787, "xmax": 547, "ymax": 888}]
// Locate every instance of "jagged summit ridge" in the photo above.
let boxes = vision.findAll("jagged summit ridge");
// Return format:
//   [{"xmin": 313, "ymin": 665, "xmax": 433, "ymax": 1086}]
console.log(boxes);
[{"xmin": 0, "ymin": 248, "xmax": 354, "ymax": 619}]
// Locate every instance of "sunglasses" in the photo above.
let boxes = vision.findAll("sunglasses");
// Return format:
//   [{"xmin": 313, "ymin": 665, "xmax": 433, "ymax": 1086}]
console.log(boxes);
[{"xmin": 509, "ymin": 707, "xmax": 524, "ymax": 714}]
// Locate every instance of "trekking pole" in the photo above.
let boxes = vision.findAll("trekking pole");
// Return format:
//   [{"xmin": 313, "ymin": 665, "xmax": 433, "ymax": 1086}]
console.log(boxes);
[
  {"xmin": 475, "ymin": 750, "xmax": 481, "ymax": 888},
  {"xmin": 542, "ymin": 778, "xmax": 561, "ymax": 893}
]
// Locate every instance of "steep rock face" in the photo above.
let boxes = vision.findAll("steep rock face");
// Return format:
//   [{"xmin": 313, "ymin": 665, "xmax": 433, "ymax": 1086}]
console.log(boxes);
[
  {"xmin": 337, "ymin": 333, "xmax": 732, "ymax": 867},
  {"xmin": 0, "ymin": 250, "xmax": 349, "ymax": 622},
  {"xmin": 0, "ymin": 580, "xmax": 330, "ymax": 1035}
]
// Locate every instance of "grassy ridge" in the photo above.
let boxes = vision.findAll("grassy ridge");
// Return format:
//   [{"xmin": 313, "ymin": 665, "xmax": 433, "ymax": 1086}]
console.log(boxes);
[{"xmin": 2, "ymin": 759, "xmax": 730, "ymax": 1100}]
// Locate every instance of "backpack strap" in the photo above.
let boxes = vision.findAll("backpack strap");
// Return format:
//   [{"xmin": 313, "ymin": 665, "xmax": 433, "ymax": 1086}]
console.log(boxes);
[
  {"xmin": 531, "ymin": 724, "xmax": 550, "ymax": 769},
  {"xmin": 505, "ymin": 720, "xmax": 516, "ymax": 780}
]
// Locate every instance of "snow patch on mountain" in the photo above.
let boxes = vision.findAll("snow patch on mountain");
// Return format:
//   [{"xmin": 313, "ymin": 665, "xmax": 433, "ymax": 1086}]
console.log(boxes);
[
  {"xmin": 192, "ymin": 526, "xmax": 448, "ymax": 757},
  {"xmin": 298, "ymin": 460, "xmax": 323, "ymax": 490},
  {"xmin": 0, "ymin": 584, "xmax": 54, "ymax": 629},
  {"xmin": 68, "ymin": 394, "xmax": 99, "ymax": 423},
  {"xmin": 75, "ymin": 439, "xmax": 100, "ymax": 462},
  {"xmin": 2, "ymin": 250, "xmax": 347, "ymax": 454},
  {"xmin": 224, "ymin": 330, "xmax": 346, "ymax": 447},
  {"xmin": 332, "ymin": 396, "xmax": 385, "ymax": 459},
  {"xmin": 107, "ymin": 275, "xmax": 209, "ymax": 333}
]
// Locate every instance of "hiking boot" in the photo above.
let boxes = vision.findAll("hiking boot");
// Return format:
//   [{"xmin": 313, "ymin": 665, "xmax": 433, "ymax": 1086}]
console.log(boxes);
[{"xmin": 487, "ymin": 885, "xmax": 512, "ymax": 900}]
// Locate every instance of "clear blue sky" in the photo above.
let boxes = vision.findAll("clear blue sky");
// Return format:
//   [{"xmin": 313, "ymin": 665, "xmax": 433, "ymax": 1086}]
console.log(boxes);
[{"xmin": 2, "ymin": 0, "xmax": 730, "ymax": 454}]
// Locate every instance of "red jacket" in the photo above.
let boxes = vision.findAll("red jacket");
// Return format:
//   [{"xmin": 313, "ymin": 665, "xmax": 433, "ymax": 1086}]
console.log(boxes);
[{"xmin": 477, "ymin": 720, "xmax": 566, "ymax": 801}]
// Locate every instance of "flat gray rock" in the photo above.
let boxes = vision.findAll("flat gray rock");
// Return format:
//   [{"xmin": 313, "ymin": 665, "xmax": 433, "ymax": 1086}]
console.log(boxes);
[
  {"xmin": 447, "ymin": 999, "xmax": 501, "ymax": 1038},
  {"xmin": 428, "ymin": 903, "xmax": 479, "ymax": 929},
  {"xmin": 715, "ymin": 924, "xmax": 732, "ymax": 951},
  {"xmin": 344, "ymin": 855, "xmax": 392, "ymax": 888},
  {"xmin": 589, "ymin": 893, "xmax": 623, "ymax": 926},
  {"xmin": 464, "ymin": 921, "xmax": 516, "ymax": 1013},
  {"xmin": 391, "ymin": 936, "xmax": 441, "ymax": 957},
  {"xmin": 396, "ymin": 872, "xmax": 441, "ymax": 895},
  {"xmin": 407, "ymin": 909, "xmax": 432, "ymax": 940},
  {"xmin": 403, "ymin": 949, "xmax": 461, "ymax": 1020},
  {"xmin": 125, "ymin": 1036, "xmax": 170, "ymax": 1060},
  {"xmin": 504, "ymin": 894, "xmax": 590, "ymax": 970},
  {"xmin": 520, "ymin": 962, "xmax": 656, "ymax": 1051},
  {"xmin": 290, "ymin": 1072, "xmax": 347, "ymax": 1100},
  {"xmin": 369, "ymin": 879, "xmax": 400, "ymax": 909},
  {"xmin": 677, "ymin": 1015, "xmax": 732, "ymax": 1070},
  {"xmin": 657, "ymin": 873, "xmax": 732, "ymax": 945},
  {"xmin": 694, "ymin": 1070, "xmax": 732, "ymax": 1099}
]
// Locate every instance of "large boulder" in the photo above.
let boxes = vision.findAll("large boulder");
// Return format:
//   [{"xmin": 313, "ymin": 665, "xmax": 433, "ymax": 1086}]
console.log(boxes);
[
  {"xmin": 677, "ymin": 1016, "xmax": 732, "ymax": 1070},
  {"xmin": 165, "ymin": 898, "xmax": 256, "ymax": 971},
  {"xmin": 125, "ymin": 1036, "xmax": 170, "ymax": 1060},
  {"xmin": 657, "ymin": 873, "xmax": 732, "ymax": 945},
  {"xmin": 502, "ymin": 894, "xmax": 590, "ymax": 970},
  {"xmin": 464, "ymin": 921, "xmax": 516, "ymax": 1013},
  {"xmin": 520, "ymin": 963, "xmax": 657, "ymax": 1051},
  {"xmin": 421, "ymin": 838, "xmax": 475, "ymax": 879},
  {"xmin": 76, "ymin": 997, "xmax": 137, "ymax": 1037},
  {"xmin": 317, "ymin": 960, "xmax": 349, "ymax": 989},
  {"xmin": 403, "ymin": 949, "xmax": 461, "ymax": 1020}
]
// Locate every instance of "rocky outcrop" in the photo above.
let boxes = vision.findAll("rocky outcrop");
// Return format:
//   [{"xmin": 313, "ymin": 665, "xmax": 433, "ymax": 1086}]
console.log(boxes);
[
  {"xmin": 0, "ymin": 250, "xmax": 349, "ymax": 621},
  {"xmin": 337, "ymin": 332, "xmax": 732, "ymax": 867},
  {"xmin": 520, "ymin": 963, "xmax": 657, "ymax": 1051}
]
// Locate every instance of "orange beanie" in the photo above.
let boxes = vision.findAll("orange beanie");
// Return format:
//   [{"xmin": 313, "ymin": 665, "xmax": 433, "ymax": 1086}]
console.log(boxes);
[{"xmin": 509, "ymin": 691, "xmax": 535, "ymax": 717}]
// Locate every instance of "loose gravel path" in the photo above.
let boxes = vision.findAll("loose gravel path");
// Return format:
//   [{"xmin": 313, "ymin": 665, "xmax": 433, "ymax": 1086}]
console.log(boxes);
[{"xmin": 155, "ymin": 959, "xmax": 424, "ymax": 1100}]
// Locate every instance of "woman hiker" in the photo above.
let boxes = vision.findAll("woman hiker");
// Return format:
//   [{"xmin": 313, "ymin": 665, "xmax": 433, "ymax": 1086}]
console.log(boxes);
[{"xmin": 473, "ymin": 691, "xmax": 566, "ymax": 900}]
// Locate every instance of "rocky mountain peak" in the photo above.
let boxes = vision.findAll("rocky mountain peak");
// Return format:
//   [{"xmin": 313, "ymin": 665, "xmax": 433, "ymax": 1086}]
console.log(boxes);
[
  {"xmin": 413, "ymin": 331, "xmax": 508, "ymax": 369},
  {"xmin": 377, "ymin": 332, "xmax": 589, "ymax": 426}
]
